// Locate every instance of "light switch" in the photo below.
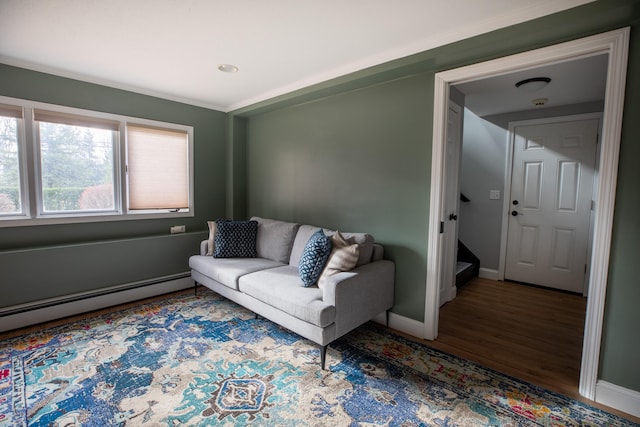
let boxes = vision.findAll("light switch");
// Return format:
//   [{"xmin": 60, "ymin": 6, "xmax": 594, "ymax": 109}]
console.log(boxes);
[{"xmin": 489, "ymin": 190, "xmax": 501, "ymax": 200}]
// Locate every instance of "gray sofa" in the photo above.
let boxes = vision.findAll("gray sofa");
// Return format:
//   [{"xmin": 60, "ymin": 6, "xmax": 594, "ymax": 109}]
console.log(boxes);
[{"xmin": 188, "ymin": 217, "xmax": 395, "ymax": 369}]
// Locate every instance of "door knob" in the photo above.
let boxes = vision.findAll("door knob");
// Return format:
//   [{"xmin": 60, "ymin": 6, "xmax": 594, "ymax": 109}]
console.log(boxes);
[
  {"xmin": 511, "ymin": 210, "xmax": 518, "ymax": 216},
  {"xmin": 512, "ymin": 200, "xmax": 519, "ymax": 205},
  {"xmin": 449, "ymin": 213, "xmax": 458, "ymax": 221}
]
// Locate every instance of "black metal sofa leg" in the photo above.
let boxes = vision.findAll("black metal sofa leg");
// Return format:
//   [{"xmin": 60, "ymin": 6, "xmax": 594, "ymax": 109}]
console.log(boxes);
[{"xmin": 320, "ymin": 345, "xmax": 327, "ymax": 370}]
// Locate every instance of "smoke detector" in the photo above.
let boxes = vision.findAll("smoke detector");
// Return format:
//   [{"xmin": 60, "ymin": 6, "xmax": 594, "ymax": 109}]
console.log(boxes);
[{"xmin": 532, "ymin": 98, "xmax": 548, "ymax": 107}]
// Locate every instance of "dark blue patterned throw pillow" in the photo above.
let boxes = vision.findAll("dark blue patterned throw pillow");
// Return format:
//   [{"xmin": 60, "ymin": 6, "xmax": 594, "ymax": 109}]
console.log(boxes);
[
  {"xmin": 298, "ymin": 229, "xmax": 332, "ymax": 287},
  {"xmin": 214, "ymin": 220, "xmax": 258, "ymax": 258}
]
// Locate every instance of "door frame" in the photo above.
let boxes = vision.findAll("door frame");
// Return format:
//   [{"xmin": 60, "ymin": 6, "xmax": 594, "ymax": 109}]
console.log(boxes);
[
  {"xmin": 424, "ymin": 28, "xmax": 629, "ymax": 400},
  {"xmin": 498, "ymin": 113, "xmax": 602, "ymax": 291}
]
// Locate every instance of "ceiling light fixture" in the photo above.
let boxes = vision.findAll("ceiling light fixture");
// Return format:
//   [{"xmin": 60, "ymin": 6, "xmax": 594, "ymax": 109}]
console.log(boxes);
[
  {"xmin": 218, "ymin": 64, "xmax": 239, "ymax": 73},
  {"xmin": 515, "ymin": 77, "xmax": 551, "ymax": 92}
]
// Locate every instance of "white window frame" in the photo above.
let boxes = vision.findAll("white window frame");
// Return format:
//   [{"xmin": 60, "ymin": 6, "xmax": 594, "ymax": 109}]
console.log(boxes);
[
  {"xmin": 0, "ymin": 104, "xmax": 29, "ymax": 220},
  {"xmin": 0, "ymin": 95, "xmax": 194, "ymax": 227}
]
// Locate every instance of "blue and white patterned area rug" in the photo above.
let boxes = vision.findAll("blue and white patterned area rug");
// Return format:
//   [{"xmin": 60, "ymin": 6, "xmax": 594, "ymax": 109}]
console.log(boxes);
[{"xmin": 1, "ymin": 288, "xmax": 637, "ymax": 426}]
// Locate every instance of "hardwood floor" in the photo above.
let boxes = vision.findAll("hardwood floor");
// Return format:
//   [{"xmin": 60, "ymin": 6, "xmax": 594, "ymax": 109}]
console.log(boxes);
[
  {"xmin": 415, "ymin": 277, "xmax": 640, "ymax": 423},
  {"xmin": 425, "ymin": 278, "xmax": 586, "ymax": 397}
]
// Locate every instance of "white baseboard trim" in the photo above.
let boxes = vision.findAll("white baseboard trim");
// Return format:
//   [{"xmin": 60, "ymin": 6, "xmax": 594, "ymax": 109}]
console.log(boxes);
[
  {"xmin": 369, "ymin": 312, "xmax": 426, "ymax": 341},
  {"xmin": 479, "ymin": 268, "xmax": 499, "ymax": 281},
  {"xmin": 388, "ymin": 311, "xmax": 426, "ymax": 339},
  {"xmin": 1, "ymin": 276, "xmax": 193, "ymax": 333},
  {"xmin": 595, "ymin": 380, "xmax": 640, "ymax": 418}
]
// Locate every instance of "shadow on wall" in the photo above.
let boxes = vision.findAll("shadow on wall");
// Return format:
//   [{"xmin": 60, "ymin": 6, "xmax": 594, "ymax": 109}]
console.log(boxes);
[{"xmin": 382, "ymin": 243, "xmax": 427, "ymax": 322}]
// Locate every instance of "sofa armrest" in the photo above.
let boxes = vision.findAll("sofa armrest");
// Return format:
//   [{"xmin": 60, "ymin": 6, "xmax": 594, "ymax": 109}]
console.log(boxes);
[
  {"xmin": 321, "ymin": 260, "xmax": 395, "ymax": 339},
  {"xmin": 199, "ymin": 240, "xmax": 209, "ymax": 256}
]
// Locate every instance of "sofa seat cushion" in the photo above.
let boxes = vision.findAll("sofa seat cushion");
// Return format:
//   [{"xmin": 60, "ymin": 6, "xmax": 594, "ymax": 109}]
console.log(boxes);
[
  {"xmin": 239, "ymin": 266, "xmax": 336, "ymax": 328},
  {"xmin": 189, "ymin": 256, "xmax": 283, "ymax": 290}
]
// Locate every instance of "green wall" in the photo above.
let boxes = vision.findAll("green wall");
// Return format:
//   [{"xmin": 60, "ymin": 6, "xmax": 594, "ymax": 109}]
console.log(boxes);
[
  {"xmin": 0, "ymin": 64, "xmax": 226, "ymax": 307},
  {"xmin": 232, "ymin": 0, "xmax": 640, "ymax": 393},
  {"xmin": 247, "ymin": 75, "xmax": 433, "ymax": 318}
]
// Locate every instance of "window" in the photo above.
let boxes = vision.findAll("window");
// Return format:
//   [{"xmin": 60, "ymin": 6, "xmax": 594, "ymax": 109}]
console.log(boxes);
[
  {"xmin": 126, "ymin": 125, "xmax": 189, "ymax": 212},
  {"xmin": 34, "ymin": 110, "xmax": 119, "ymax": 214},
  {"xmin": 0, "ymin": 96, "xmax": 193, "ymax": 226},
  {"xmin": 0, "ymin": 104, "xmax": 24, "ymax": 217}
]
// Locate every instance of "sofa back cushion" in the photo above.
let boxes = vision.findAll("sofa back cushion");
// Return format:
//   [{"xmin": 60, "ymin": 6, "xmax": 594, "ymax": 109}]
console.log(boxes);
[
  {"xmin": 289, "ymin": 225, "xmax": 322, "ymax": 267},
  {"xmin": 251, "ymin": 217, "xmax": 300, "ymax": 263},
  {"xmin": 289, "ymin": 225, "xmax": 374, "ymax": 268}
]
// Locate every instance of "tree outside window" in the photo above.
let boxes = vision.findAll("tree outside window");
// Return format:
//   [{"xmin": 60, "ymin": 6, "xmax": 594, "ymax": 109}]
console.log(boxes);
[{"xmin": 38, "ymin": 122, "xmax": 116, "ymax": 212}]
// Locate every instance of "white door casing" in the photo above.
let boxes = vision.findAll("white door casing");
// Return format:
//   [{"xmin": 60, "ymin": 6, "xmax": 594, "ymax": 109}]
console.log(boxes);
[
  {"xmin": 425, "ymin": 28, "xmax": 629, "ymax": 401},
  {"xmin": 504, "ymin": 117, "xmax": 599, "ymax": 293},
  {"xmin": 439, "ymin": 101, "xmax": 463, "ymax": 306}
]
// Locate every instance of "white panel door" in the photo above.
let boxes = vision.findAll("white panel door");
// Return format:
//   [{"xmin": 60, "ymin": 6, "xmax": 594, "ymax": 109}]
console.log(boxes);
[
  {"xmin": 439, "ymin": 101, "xmax": 462, "ymax": 306},
  {"xmin": 505, "ymin": 118, "xmax": 598, "ymax": 293}
]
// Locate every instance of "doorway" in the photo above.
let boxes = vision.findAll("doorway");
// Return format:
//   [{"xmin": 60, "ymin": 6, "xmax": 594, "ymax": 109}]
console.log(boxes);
[{"xmin": 424, "ymin": 28, "xmax": 629, "ymax": 400}]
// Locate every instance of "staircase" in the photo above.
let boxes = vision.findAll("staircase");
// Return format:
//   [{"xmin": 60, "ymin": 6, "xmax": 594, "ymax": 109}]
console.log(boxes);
[{"xmin": 456, "ymin": 240, "xmax": 479, "ymax": 289}]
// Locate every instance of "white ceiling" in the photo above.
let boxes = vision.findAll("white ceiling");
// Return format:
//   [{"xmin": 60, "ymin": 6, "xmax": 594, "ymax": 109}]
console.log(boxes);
[
  {"xmin": 0, "ymin": 0, "xmax": 594, "ymax": 112},
  {"xmin": 456, "ymin": 53, "xmax": 608, "ymax": 117}
]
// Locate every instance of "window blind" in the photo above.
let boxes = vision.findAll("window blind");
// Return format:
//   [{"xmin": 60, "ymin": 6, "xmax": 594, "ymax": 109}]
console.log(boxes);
[
  {"xmin": 127, "ymin": 124, "xmax": 189, "ymax": 210},
  {"xmin": 0, "ymin": 103, "xmax": 23, "ymax": 119},
  {"xmin": 34, "ymin": 109, "xmax": 119, "ymax": 131}
]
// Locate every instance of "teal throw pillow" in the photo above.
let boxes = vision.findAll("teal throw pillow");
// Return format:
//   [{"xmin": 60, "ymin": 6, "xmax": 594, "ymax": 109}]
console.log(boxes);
[{"xmin": 298, "ymin": 229, "xmax": 332, "ymax": 287}]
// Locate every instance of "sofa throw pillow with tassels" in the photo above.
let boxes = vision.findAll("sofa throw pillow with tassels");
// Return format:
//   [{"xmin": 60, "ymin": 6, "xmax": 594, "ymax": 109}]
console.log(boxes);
[
  {"xmin": 318, "ymin": 231, "xmax": 360, "ymax": 289},
  {"xmin": 298, "ymin": 229, "xmax": 332, "ymax": 287},
  {"xmin": 206, "ymin": 220, "xmax": 217, "ymax": 256},
  {"xmin": 214, "ymin": 220, "xmax": 258, "ymax": 258}
]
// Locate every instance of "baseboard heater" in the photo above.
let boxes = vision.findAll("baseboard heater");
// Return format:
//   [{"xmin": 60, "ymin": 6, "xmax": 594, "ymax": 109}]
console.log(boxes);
[{"xmin": 0, "ymin": 272, "xmax": 191, "ymax": 318}]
